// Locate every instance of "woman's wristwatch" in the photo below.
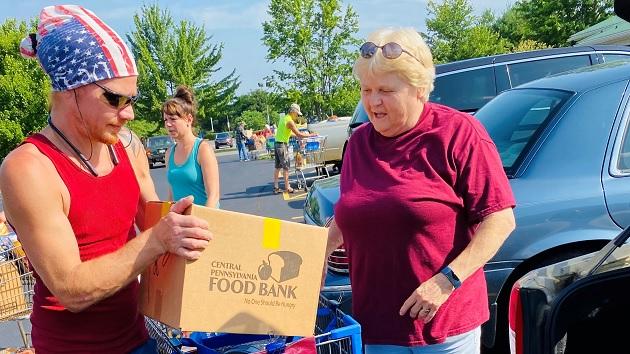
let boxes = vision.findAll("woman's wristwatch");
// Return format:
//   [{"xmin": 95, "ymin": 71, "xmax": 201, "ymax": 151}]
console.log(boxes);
[{"xmin": 440, "ymin": 266, "xmax": 461, "ymax": 289}]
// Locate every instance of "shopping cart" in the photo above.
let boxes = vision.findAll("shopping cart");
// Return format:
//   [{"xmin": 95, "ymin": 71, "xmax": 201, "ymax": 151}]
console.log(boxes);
[
  {"xmin": 146, "ymin": 295, "xmax": 362, "ymax": 354},
  {"xmin": 0, "ymin": 231, "xmax": 34, "ymax": 348},
  {"xmin": 290, "ymin": 136, "xmax": 329, "ymax": 191}
]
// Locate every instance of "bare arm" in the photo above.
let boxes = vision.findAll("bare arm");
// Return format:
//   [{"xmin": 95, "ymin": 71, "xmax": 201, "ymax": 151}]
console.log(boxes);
[
  {"xmin": 197, "ymin": 140, "xmax": 220, "ymax": 208},
  {"xmin": 399, "ymin": 208, "xmax": 515, "ymax": 322},
  {"xmin": 287, "ymin": 119, "xmax": 315, "ymax": 139},
  {"xmin": 164, "ymin": 146, "xmax": 174, "ymax": 201},
  {"xmin": 321, "ymin": 218, "xmax": 344, "ymax": 287},
  {"xmin": 122, "ymin": 131, "xmax": 159, "ymax": 231},
  {"xmin": 0, "ymin": 146, "xmax": 212, "ymax": 313}
]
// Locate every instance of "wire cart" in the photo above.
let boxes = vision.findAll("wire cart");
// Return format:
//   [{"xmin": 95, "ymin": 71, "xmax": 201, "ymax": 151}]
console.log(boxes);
[
  {"xmin": 146, "ymin": 295, "xmax": 362, "ymax": 354},
  {"xmin": 0, "ymin": 231, "xmax": 34, "ymax": 349},
  {"xmin": 289, "ymin": 136, "xmax": 329, "ymax": 191}
]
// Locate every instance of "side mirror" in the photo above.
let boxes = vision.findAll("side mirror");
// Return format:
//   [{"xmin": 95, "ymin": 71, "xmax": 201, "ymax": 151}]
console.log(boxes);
[{"xmin": 615, "ymin": 0, "xmax": 630, "ymax": 22}]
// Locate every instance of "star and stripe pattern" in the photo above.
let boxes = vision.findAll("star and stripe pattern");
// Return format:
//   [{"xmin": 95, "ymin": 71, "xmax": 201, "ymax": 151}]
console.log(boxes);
[{"xmin": 32, "ymin": 5, "xmax": 137, "ymax": 91}]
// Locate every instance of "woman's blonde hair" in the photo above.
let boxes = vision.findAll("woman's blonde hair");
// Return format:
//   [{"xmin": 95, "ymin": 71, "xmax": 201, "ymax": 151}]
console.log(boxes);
[
  {"xmin": 353, "ymin": 27, "xmax": 435, "ymax": 102},
  {"xmin": 162, "ymin": 85, "xmax": 197, "ymax": 124}
]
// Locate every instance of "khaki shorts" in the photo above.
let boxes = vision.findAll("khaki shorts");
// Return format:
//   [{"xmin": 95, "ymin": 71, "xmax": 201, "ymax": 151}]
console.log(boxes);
[{"xmin": 274, "ymin": 142, "xmax": 290, "ymax": 169}]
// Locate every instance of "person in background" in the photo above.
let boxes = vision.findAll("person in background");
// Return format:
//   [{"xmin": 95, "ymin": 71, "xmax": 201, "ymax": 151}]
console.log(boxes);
[
  {"xmin": 273, "ymin": 103, "xmax": 315, "ymax": 194},
  {"xmin": 322, "ymin": 27, "xmax": 516, "ymax": 354},
  {"xmin": 0, "ymin": 6, "xmax": 212, "ymax": 352},
  {"xmin": 234, "ymin": 121, "xmax": 249, "ymax": 161},
  {"xmin": 163, "ymin": 86, "xmax": 220, "ymax": 208}
]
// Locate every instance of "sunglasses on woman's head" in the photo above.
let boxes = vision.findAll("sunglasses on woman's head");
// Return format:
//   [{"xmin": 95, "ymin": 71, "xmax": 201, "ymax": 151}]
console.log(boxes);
[
  {"xmin": 360, "ymin": 42, "xmax": 422, "ymax": 64},
  {"xmin": 93, "ymin": 82, "xmax": 140, "ymax": 109}
]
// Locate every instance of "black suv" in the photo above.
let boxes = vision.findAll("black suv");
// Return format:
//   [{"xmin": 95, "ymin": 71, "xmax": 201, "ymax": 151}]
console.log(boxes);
[
  {"xmin": 145, "ymin": 135, "xmax": 173, "ymax": 168},
  {"xmin": 346, "ymin": 45, "xmax": 630, "ymax": 142}
]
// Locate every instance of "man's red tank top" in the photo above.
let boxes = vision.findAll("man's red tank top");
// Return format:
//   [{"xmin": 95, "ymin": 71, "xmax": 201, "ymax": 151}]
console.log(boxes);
[{"xmin": 23, "ymin": 134, "xmax": 148, "ymax": 353}]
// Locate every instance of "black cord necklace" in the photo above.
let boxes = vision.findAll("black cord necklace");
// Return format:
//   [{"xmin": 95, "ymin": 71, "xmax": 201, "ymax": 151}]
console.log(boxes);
[{"xmin": 47, "ymin": 115, "xmax": 118, "ymax": 177}]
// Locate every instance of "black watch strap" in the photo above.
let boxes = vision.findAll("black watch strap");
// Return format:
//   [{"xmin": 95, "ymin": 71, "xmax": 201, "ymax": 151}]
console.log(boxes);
[{"xmin": 440, "ymin": 266, "xmax": 461, "ymax": 289}]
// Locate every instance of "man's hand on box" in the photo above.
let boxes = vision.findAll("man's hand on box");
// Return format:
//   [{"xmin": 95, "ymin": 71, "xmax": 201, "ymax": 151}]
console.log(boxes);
[{"xmin": 153, "ymin": 196, "xmax": 213, "ymax": 260}]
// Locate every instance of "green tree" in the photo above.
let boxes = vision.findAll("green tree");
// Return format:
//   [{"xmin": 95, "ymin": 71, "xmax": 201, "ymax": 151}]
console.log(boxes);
[
  {"xmin": 127, "ymin": 4, "xmax": 239, "ymax": 133},
  {"xmin": 0, "ymin": 19, "xmax": 50, "ymax": 159},
  {"xmin": 239, "ymin": 110, "xmax": 266, "ymax": 131},
  {"xmin": 496, "ymin": 0, "xmax": 613, "ymax": 47},
  {"xmin": 426, "ymin": 0, "xmax": 510, "ymax": 63},
  {"xmin": 232, "ymin": 89, "xmax": 280, "ymax": 126},
  {"xmin": 262, "ymin": 0, "xmax": 361, "ymax": 120}
]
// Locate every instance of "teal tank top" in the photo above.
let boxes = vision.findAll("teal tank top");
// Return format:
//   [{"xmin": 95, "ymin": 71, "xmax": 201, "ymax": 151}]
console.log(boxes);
[{"xmin": 167, "ymin": 138, "xmax": 209, "ymax": 206}]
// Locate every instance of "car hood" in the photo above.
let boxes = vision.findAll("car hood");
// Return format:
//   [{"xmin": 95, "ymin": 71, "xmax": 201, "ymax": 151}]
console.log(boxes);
[{"xmin": 304, "ymin": 175, "xmax": 341, "ymax": 226}]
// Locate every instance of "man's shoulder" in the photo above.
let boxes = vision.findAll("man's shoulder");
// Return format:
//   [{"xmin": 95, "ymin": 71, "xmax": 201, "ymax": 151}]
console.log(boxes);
[{"xmin": 1, "ymin": 142, "xmax": 54, "ymax": 183}]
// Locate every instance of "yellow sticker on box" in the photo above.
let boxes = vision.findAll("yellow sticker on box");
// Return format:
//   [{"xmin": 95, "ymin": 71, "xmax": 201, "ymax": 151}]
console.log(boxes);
[{"xmin": 262, "ymin": 218, "xmax": 281, "ymax": 249}]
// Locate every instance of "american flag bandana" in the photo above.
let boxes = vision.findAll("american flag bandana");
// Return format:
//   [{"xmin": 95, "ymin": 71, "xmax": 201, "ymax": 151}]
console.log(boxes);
[{"xmin": 19, "ymin": 5, "xmax": 137, "ymax": 92}]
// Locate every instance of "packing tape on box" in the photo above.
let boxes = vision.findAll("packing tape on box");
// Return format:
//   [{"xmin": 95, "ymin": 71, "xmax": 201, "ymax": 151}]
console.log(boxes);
[
  {"xmin": 160, "ymin": 202, "xmax": 171, "ymax": 217},
  {"xmin": 262, "ymin": 218, "xmax": 281, "ymax": 249}
]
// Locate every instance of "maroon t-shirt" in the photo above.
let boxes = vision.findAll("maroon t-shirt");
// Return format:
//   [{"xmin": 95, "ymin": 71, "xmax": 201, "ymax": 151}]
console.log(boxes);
[{"xmin": 335, "ymin": 102, "xmax": 515, "ymax": 346}]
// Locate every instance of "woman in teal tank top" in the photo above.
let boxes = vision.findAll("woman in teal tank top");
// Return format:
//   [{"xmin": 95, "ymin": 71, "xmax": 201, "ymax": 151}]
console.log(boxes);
[{"xmin": 163, "ymin": 86, "xmax": 220, "ymax": 208}]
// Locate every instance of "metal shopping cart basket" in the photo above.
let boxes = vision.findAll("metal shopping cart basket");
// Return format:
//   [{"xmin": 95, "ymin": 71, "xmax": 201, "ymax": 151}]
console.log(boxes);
[
  {"xmin": 290, "ymin": 136, "xmax": 329, "ymax": 191},
  {"xmin": 0, "ymin": 231, "xmax": 34, "ymax": 348},
  {"xmin": 146, "ymin": 295, "xmax": 362, "ymax": 354}
]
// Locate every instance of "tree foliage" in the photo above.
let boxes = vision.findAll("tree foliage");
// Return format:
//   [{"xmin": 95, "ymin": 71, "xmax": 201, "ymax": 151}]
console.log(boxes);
[
  {"xmin": 426, "ymin": 0, "xmax": 510, "ymax": 63},
  {"xmin": 239, "ymin": 110, "xmax": 267, "ymax": 131},
  {"xmin": 0, "ymin": 19, "xmax": 49, "ymax": 159},
  {"xmin": 262, "ymin": 0, "xmax": 361, "ymax": 120},
  {"xmin": 495, "ymin": 0, "xmax": 613, "ymax": 47},
  {"xmin": 127, "ymin": 4, "xmax": 239, "ymax": 134}
]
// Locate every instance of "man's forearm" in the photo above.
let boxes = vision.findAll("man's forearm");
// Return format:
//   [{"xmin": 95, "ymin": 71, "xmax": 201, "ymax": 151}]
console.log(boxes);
[{"xmin": 58, "ymin": 228, "xmax": 163, "ymax": 312}]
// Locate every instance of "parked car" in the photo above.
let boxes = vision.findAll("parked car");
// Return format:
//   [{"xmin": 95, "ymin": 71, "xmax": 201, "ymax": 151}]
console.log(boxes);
[
  {"xmin": 307, "ymin": 116, "xmax": 351, "ymax": 169},
  {"xmin": 337, "ymin": 45, "xmax": 630, "ymax": 163},
  {"xmin": 145, "ymin": 135, "xmax": 173, "ymax": 168},
  {"xmin": 508, "ymin": 227, "xmax": 630, "ymax": 354},
  {"xmin": 307, "ymin": 60, "xmax": 630, "ymax": 352},
  {"xmin": 214, "ymin": 132, "xmax": 233, "ymax": 149}
]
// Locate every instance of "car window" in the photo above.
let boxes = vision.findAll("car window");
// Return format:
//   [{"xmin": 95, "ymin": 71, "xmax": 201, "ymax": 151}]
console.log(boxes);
[
  {"xmin": 616, "ymin": 117, "xmax": 630, "ymax": 172},
  {"xmin": 475, "ymin": 88, "xmax": 572, "ymax": 175},
  {"xmin": 508, "ymin": 55, "xmax": 592, "ymax": 87},
  {"xmin": 603, "ymin": 54, "xmax": 630, "ymax": 64},
  {"xmin": 147, "ymin": 136, "xmax": 171, "ymax": 148},
  {"xmin": 216, "ymin": 133, "xmax": 229, "ymax": 138},
  {"xmin": 349, "ymin": 101, "xmax": 370, "ymax": 128},
  {"xmin": 429, "ymin": 67, "xmax": 496, "ymax": 112}
]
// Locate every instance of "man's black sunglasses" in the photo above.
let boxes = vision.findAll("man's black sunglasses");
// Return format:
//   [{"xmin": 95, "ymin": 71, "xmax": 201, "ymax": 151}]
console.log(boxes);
[
  {"xmin": 93, "ymin": 82, "xmax": 139, "ymax": 109},
  {"xmin": 360, "ymin": 42, "xmax": 422, "ymax": 64}
]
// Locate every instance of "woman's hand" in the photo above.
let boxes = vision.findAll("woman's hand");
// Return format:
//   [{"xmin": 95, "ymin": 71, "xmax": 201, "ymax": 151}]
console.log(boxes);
[{"xmin": 399, "ymin": 272, "xmax": 454, "ymax": 323}]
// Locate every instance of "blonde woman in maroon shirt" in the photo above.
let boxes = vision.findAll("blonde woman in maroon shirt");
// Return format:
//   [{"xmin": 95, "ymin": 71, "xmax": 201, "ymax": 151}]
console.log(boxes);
[{"xmin": 323, "ymin": 27, "xmax": 516, "ymax": 354}]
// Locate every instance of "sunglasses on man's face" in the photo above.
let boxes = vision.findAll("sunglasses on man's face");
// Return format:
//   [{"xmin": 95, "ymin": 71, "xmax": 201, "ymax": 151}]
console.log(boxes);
[
  {"xmin": 360, "ymin": 42, "xmax": 422, "ymax": 64},
  {"xmin": 93, "ymin": 82, "xmax": 140, "ymax": 109}
]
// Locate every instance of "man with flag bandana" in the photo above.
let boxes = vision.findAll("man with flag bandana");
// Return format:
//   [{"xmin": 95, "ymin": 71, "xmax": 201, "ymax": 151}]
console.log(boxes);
[{"xmin": 0, "ymin": 5, "xmax": 213, "ymax": 353}]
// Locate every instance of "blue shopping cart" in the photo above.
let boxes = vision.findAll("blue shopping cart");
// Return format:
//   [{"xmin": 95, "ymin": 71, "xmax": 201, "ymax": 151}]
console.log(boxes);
[{"xmin": 146, "ymin": 296, "xmax": 362, "ymax": 354}]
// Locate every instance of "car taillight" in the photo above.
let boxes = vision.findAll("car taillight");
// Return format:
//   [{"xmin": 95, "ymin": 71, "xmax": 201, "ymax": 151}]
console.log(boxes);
[
  {"xmin": 508, "ymin": 281, "xmax": 524, "ymax": 354},
  {"xmin": 328, "ymin": 245, "xmax": 349, "ymax": 273}
]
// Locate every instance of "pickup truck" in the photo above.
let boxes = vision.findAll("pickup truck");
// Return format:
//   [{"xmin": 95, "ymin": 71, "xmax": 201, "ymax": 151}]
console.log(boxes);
[{"xmin": 307, "ymin": 116, "xmax": 351, "ymax": 169}]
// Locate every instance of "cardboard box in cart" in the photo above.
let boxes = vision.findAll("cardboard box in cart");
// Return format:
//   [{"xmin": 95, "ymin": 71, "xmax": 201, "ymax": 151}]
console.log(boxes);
[{"xmin": 139, "ymin": 202, "xmax": 328, "ymax": 336}]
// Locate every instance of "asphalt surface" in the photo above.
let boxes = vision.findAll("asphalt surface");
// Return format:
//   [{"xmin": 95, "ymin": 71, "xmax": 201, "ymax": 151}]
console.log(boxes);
[{"xmin": 0, "ymin": 147, "xmax": 321, "ymax": 349}]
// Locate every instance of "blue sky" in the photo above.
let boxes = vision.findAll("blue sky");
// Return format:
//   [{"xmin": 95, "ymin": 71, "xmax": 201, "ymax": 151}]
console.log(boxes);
[{"xmin": 3, "ymin": 0, "xmax": 513, "ymax": 94}]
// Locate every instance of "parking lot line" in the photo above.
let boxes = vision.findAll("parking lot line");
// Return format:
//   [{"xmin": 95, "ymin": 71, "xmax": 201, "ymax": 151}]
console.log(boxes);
[{"xmin": 282, "ymin": 191, "xmax": 307, "ymax": 201}]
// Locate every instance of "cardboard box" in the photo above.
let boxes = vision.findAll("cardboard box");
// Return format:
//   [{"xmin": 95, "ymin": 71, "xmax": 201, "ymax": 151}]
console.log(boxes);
[{"xmin": 139, "ymin": 202, "xmax": 328, "ymax": 336}]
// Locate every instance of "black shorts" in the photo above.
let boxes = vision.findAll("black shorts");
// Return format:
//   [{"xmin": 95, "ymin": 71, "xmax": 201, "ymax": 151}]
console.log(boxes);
[{"xmin": 274, "ymin": 142, "xmax": 291, "ymax": 169}]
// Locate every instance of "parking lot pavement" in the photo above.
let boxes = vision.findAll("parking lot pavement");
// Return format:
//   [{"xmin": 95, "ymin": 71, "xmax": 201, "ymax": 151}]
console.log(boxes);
[{"xmin": 150, "ymin": 150, "xmax": 321, "ymax": 222}]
